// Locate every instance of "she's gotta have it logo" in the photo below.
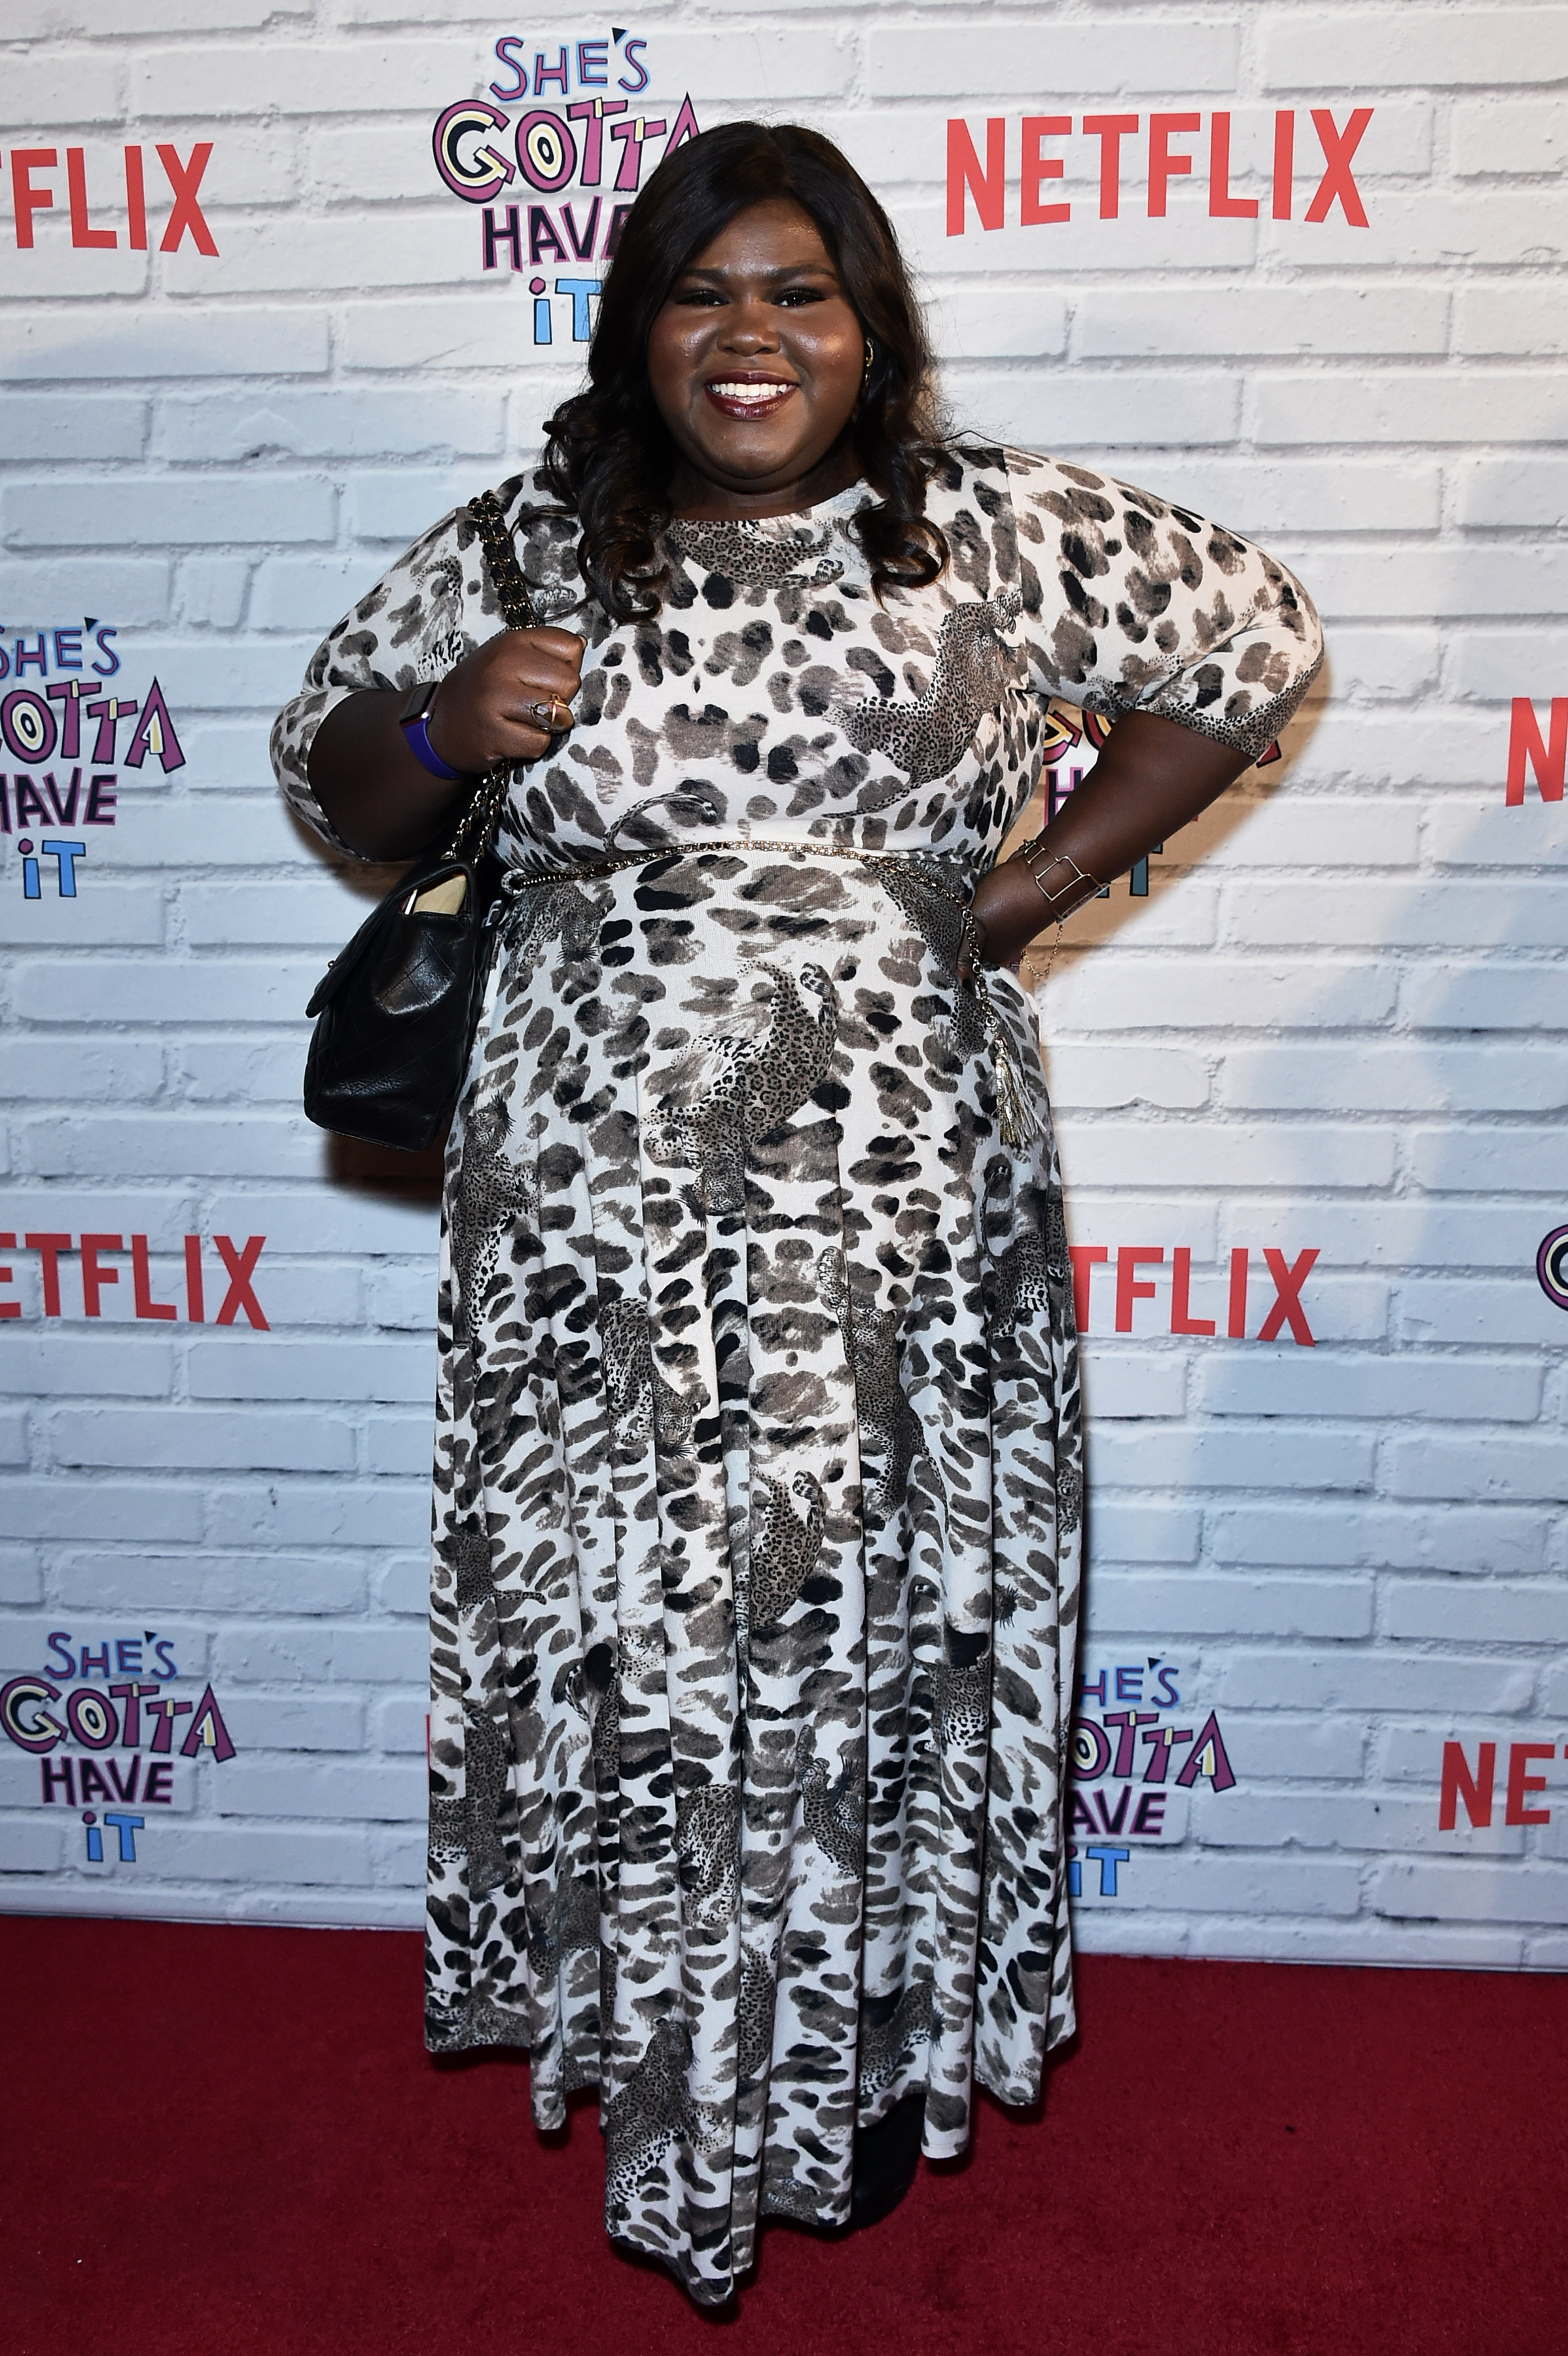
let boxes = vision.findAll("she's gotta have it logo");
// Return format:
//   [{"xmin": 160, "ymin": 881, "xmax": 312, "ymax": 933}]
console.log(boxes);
[
  {"xmin": 432, "ymin": 30, "xmax": 700, "ymax": 342},
  {"xmin": 1, "ymin": 624, "xmax": 186, "ymax": 902}
]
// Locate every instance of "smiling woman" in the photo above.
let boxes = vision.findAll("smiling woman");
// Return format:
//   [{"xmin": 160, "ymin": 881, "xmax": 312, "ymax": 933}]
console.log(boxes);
[
  {"xmin": 270, "ymin": 120, "xmax": 1322, "ymax": 2308},
  {"xmin": 649, "ymin": 197, "xmax": 866, "ymax": 461}
]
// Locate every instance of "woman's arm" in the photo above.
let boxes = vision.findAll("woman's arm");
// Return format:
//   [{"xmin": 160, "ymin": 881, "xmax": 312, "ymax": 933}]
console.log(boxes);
[
  {"xmin": 971, "ymin": 450, "xmax": 1325, "ymax": 968},
  {"xmin": 270, "ymin": 485, "xmax": 589, "ymax": 861},
  {"xmin": 970, "ymin": 710, "xmax": 1247, "ymax": 969},
  {"xmin": 307, "ymin": 626, "xmax": 586, "ymax": 862}
]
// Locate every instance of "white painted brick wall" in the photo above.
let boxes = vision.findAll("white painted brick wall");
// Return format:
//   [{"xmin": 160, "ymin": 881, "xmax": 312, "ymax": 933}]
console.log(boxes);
[{"xmin": 1, "ymin": 0, "xmax": 1565, "ymax": 1965}]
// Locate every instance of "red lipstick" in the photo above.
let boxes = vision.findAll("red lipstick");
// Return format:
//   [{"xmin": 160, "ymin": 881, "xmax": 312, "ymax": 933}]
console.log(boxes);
[{"xmin": 702, "ymin": 372, "xmax": 797, "ymax": 420}]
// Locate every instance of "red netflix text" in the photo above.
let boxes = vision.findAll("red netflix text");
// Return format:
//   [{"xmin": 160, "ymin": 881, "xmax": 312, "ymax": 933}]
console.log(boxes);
[
  {"xmin": 1439, "ymin": 1740, "xmax": 1565, "ymax": 1830},
  {"xmin": 0, "ymin": 1233, "xmax": 268, "ymax": 1327},
  {"xmin": 6, "ymin": 143, "xmax": 217, "ymax": 255},
  {"xmin": 1506, "ymin": 698, "xmax": 1567, "ymax": 806},
  {"xmin": 947, "ymin": 107, "xmax": 1372, "ymax": 236},
  {"xmin": 1070, "ymin": 1245, "xmax": 1318, "ymax": 1345}
]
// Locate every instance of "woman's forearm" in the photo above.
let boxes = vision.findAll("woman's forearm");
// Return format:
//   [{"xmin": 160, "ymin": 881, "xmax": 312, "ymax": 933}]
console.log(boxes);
[
  {"xmin": 308, "ymin": 689, "xmax": 472, "ymax": 862},
  {"xmin": 972, "ymin": 709, "xmax": 1251, "ymax": 967},
  {"xmin": 306, "ymin": 626, "xmax": 589, "ymax": 862}
]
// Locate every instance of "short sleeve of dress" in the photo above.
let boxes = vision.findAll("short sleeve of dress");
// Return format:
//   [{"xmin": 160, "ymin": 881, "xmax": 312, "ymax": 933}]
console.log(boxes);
[
  {"xmin": 268, "ymin": 505, "xmax": 474, "ymax": 859},
  {"xmin": 1003, "ymin": 447, "xmax": 1323, "ymax": 763},
  {"xmin": 269, "ymin": 467, "xmax": 586, "ymax": 859}
]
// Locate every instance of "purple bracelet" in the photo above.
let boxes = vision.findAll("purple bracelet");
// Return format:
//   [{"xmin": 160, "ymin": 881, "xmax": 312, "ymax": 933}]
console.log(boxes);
[{"xmin": 401, "ymin": 710, "xmax": 466, "ymax": 783}]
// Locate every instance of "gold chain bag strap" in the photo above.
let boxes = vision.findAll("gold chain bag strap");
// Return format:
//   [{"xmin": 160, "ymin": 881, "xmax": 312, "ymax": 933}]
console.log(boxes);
[
  {"xmin": 302, "ymin": 486, "xmax": 543, "ymax": 1151},
  {"xmin": 451, "ymin": 488, "xmax": 541, "ymax": 852},
  {"xmin": 405, "ymin": 488, "xmax": 541, "ymax": 916}
]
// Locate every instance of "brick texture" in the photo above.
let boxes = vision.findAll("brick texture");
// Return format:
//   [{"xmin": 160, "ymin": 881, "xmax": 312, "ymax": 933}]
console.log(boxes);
[{"xmin": 1, "ymin": 0, "xmax": 1565, "ymax": 1961}]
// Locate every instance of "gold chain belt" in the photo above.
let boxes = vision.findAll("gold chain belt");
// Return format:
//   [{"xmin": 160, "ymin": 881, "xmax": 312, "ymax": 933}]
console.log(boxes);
[{"xmin": 501, "ymin": 837, "xmax": 1043, "ymax": 1148}]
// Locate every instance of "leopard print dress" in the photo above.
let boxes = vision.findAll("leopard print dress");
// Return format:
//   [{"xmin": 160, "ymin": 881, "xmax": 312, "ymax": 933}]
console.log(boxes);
[{"xmin": 272, "ymin": 444, "xmax": 1321, "ymax": 2303}]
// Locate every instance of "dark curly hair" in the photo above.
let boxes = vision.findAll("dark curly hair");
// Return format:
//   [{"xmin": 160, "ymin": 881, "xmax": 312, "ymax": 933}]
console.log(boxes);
[{"xmin": 541, "ymin": 121, "xmax": 950, "ymax": 619}]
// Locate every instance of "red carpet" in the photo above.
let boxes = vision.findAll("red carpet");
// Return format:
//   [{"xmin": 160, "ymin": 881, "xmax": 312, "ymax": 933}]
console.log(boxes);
[{"xmin": 4, "ymin": 1916, "xmax": 1563, "ymax": 2356}]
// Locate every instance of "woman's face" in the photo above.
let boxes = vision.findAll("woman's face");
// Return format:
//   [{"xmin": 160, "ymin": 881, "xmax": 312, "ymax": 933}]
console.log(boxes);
[{"xmin": 646, "ymin": 196, "xmax": 865, "ymax": 514}]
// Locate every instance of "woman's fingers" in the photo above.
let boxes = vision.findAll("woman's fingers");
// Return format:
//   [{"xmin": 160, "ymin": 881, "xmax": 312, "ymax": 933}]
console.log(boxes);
[
  {"xmin": 429, "ymin": 629, "xmax": 586, "ymax": 771},
  {"xmin": 496, "ymin": 680, "xmax": 579, "ymax": 734},
  {"xmin": 520, "ymin": 626, "xmax": 588, "ymax": 668},
  {"xmin": 484, "ymin": 630, "xmax": 586, "ymax": 748}
]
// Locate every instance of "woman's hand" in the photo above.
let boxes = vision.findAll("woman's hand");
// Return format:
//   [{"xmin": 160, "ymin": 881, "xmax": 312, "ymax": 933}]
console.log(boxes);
[
  {"xmin": 425, "ymin": 628, "xmax": 586, "ymax": 776},
  {"xmin": 306, "ymin": 628, "xmax": 586, "ymax": 863},
  {"xmin": 963, "ymin": 860, "xmax": 1058, "ymax": 978}
]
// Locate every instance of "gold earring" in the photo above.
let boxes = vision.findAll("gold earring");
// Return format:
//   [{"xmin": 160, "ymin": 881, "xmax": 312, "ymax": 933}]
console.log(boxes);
[{"xmin": 862, "ymin": 337, "xmax": 874, "ymax": 388}]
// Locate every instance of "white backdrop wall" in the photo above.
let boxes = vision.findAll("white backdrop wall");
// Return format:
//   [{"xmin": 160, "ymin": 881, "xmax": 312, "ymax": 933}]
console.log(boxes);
[{"xmin": 2, "ymin": 0, "xmax": 1566, "ymax": 1966}]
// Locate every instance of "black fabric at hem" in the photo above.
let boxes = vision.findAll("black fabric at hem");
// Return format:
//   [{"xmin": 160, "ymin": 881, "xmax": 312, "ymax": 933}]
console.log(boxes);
[{"xmin": 849, "ymin": 2091, "xmax": 926, "ymax": 2230}]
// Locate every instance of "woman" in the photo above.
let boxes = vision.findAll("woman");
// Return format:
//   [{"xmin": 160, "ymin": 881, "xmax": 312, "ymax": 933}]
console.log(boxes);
[{"xmin": 272, "ymin": 122, "xmax": 1321, "ymax": 2303}]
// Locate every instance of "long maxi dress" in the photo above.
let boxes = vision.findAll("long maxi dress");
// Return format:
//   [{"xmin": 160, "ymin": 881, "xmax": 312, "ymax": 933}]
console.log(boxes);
[{"xmin": 272, "ymin": 442, "xmax": 1322, "ymax": 2304}]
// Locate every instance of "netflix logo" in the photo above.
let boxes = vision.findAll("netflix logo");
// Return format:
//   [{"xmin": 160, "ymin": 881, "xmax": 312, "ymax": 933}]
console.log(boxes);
[
  {"xmin": 1071, "ymin": 1246, "xmax": 1319, "ymax": 1346},
  {"xmin": 0, "ymin": 1233, "xmax": 268, "ymax": 1327},
  {"xmin": 1506, "ymin": 700, "xmax": 1567, "ymax": 806},
  {"xmin": 947, "ymin": 107, "xmax": 1372, "ymax": 236},
  {"xmin": 6, "ymin": 142, "xmax": 217, "ymax": 255},
  {"xmin": 1440, "ymin": 1741, "xmax": 1565, "ymax": 1831}
]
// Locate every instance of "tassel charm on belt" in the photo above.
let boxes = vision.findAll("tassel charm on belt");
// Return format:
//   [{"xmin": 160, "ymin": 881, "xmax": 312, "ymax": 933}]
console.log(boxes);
[
  {"xmin": 955, "ymin": 932, "xmax": 1045, "ymax": 1149},
  {"xmin": 502, "ymin": 836, "xmax": 1047, "ymax": 1151}
]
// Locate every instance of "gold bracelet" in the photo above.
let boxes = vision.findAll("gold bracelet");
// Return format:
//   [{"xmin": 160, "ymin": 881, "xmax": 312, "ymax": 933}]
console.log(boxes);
[
  {"xmin": 1012, "ymin": 846, "xmax": 1105, "ymax": 995},
  {"xmin": 1023, "ymin": 848, "xmax": 1103, "ymax": 917}
]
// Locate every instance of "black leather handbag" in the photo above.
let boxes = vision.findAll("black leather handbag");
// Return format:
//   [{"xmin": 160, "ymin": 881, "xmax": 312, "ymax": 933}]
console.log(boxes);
[{"xmin": 302, "ymin": 489, "xmax": 538, "ymax": 1152}]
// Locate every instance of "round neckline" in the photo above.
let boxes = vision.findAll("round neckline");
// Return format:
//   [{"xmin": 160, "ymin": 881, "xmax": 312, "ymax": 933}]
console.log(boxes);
[{"xmin": 669, "ymin": 479, "xmax": 868, "ymax": 530}]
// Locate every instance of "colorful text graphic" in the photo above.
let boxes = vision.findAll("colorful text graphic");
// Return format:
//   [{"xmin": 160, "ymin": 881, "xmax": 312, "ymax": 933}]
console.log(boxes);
[
  {"xmin": 1, "ymin": 636, "xmax": 187, "ymax": 894},
  {"xmin": 1, "ymin": 624, "xmax": 119, "ymax": 681},
  {"xmin": 1068, "ymin": 1662, "xmax": 1236, "ymax": 1896},
  {"xmin": 14, "ymin": 838, "xmax": 90, "ymax": 896},
  {"xmin": 497, "ymin": 258, "xmax": 607, "ymax": 346},
  {"xmin": 1070, "ymin": 1246, "xmax": 1319, "ymax": 1345},
  {"xmin": 81, "ymin": 1812, "xmax": 149, "ymax": 1861},
  {"xmin": 1538, "ymin": 1227, "xmax": 1568, "ymax": 1313},
  {"xmin": 6, "ymin": 1669, "xmax": 235, "ymax": 1846},
  {"xmin": 5, "ymin": 1644, "xmax": 237, "ymax": 1868},
  {"xmin": 45, "ymin": 1632, "xmax": 183, "ymax": 1683},
  {"xmin": 947, "ymin": 107, "xmax": 1374, "ymax": 236},
  {"xmin": 7, "ymin": 144, "xmax": 217, "ymax": 254},
  {"xmin": 0, "ymin": 679, "xmax": 182, "ymax": 776},
  {"xmin": 0, "ymin": 1234, "xmax": 269, "ymax": 1327},
  {"xmin": 432, "ymin": 33, "xmax": 700, "ymax": 327},
  {"xmin": 1041, "ymin": 704, "xmax": 1277, "ymax": 893},
  {"xmin": 4, "ymin": 1677, "xmax": 233, "ymax": 1762},
  {"xmin": 1440, "ymin": 1741, "xmax": 1567, "ymax": 1830},
  {"xmin": 1508, "ymin": 700, "xmax": 1567, "ymax": 806}
]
